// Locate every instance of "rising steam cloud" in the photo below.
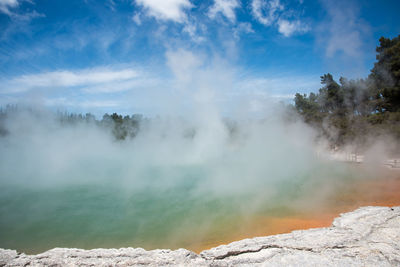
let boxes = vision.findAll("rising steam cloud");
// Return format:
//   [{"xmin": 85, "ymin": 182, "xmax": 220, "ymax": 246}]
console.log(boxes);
[{"xmin": 0, "ymin": 49, "xmax": 385, "ymax": 253}]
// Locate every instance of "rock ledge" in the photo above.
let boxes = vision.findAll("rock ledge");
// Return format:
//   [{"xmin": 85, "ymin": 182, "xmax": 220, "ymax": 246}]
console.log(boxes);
[{"xmin": 1, "ymin": 206, "xmax": 399, "ymax": 266}]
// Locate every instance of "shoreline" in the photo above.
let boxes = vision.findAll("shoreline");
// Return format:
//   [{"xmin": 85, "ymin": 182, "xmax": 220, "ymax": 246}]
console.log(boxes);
[
  {"xmin": 2, "ymin": 165, "xmax": 400, "ymax": 257},
  {"xmin": 1, "ymin": 206, "xmax": 399, "ymax": 266},
  {"xmin": 193, "ymin": 166, "xmax": 400, "ymax": 253}
]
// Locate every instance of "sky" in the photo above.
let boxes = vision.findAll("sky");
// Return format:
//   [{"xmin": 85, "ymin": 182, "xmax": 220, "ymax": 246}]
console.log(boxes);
[{"xmin": 0, "ymin": 0, "xmax": 399, "ymax": 116}]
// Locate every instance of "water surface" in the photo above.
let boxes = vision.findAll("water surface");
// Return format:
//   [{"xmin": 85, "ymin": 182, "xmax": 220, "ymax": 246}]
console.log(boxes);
[{"xmin": 1, "ymin": 162, "xmax": 398, "ymax": 254}]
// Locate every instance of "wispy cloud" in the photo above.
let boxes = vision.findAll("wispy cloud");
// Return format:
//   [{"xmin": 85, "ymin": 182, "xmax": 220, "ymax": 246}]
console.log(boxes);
[
  {"xmin": 44, "ymin": 98, "xmax": 120, "ymax": 108},
  {"xmin": 1, "ymin": 67, "xmax": 139, "ymax": 93},
  {"xmin": 0, "ymin": 64, "xmax": 166, "ymax": 115},
  {"xmin": 250, "ymin": 0, "xmax": 309, "ymax": 37},
  {"xmin": 233, "ymin": 22, "xmax": 254, "ymax": 39},
  {"xmin": 235, "ymin": 74, "xmax": 320, "ymax": 98},
  {"xmin": 0, "ymin": 0, "xmax": 44, "ymax": 42},
  {"xmin": 208, "ymin": 0, "xmax": 240, "ymax": 23},
  {"xmin": 277, "ymin": 19, "xmax": 309, "ymax": 37},
  {"xmin": 0, "ymin": 0, "xmax": 43, "ymax": 20},
  {"xmin": 82, "ymin": 76, "xmax": 161, "ymax": 94},
  {"xmin": 317, "ymin": 0, "xmax": 370, "ymax": 59},
  {"xmin": 0, "ymin": 0, "xmax": 18, "ymax": 15},
  {"xmin": 132, "ymin": 12, "xmax": 142, "ymax": 25},
  {"xmin": 79, "ymin": 100, "xmax": 120, "ymax": 108},
  {"xmin": 182, "ymin": 21, "xmax": 206, "ymax": 43},
  {"xmin": 135, "ymin": 0, "xmax": 193, "ymax": 23},
  {"xmin": 251, "ymin": 0, "xmax": 283, "ymax": 26}
]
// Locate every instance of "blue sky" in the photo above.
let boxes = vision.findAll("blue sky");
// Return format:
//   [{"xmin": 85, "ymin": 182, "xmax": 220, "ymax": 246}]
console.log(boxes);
[{"xmin": 0, "ymin": 0, "xmax": 399, "ymax": 116}]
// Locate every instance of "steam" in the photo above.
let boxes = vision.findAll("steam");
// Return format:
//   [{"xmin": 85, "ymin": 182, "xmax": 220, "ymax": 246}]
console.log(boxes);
[
  {"xmin": 0, "ymin": 49, "xmax": 392, "ymax": 253},
  {"xmin": 0, "ymin": 98, "xmax": 320, "ymax": 193}
]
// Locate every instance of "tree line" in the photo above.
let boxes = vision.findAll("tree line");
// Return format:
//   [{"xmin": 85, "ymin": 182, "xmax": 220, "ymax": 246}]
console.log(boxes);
[
  {"xmin": 0, "ymin": 107, "xmax": 144, "ymax": 141},
  {"xmin": 293, "ymin": 35, "xmax": 400, "ymax": 149},
  {"xmin": 59, "ymin": 112, "xmax": 144, "ymax": 140}
]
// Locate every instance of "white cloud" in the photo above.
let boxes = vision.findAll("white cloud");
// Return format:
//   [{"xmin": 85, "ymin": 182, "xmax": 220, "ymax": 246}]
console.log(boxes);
[
  {"xmin": 233, "ymin": 22, "xmax": 254, "ymax": 39},
  {"xmin": 82, "ymin": 76, "xmax": 162, "ymax": 94},
  {"xmin": 0, "ymin": 0, "xmax": 18, "ymax": 15},
  {"xmin": 79, "ymin": 100, "xmax": 120, "ymax": 108},
  {"xmin": 235, "ymin": 75, "xmax": 320, "ymax": 98},
  {"xmin": 0, "ymin": 0, "xmax": 44, "ymax": 23},
  {"xmin": 132, "ymin": 12, "xmax": 142, "ymax": 25},
  {"xmin": 107, "ymin": 0, "xmax": 116, "ymax": 11},
  {"xmin": 135, "ymin": 0, "xmax": 193, "ymax": 23},
  {"xmin": 208, "ymin": 0, "xmax": 240, "ymax": 23},
  {"xmin": 251, "ymin": 0, "xmax": 309, "ymax": 37},
  {"xmin": 1, "ymin": 67, "xmax": 139, "ymax": 93},
  {"xmin": 277, "ymin": 19, "xmax": 309, "ymax": 37},
  {"xmin": 166, "ymin": 48, "xmax": 202, "ymax": 86},
  {"xmin": 0, "ymin": 66, "xmax": 166, "ymax": 114},
  {"xmin": 318, "ymin": 0, "xmax": 369, "ymax": 59},
  {"xmin": 270, "ymin": 93, "xmax": 296, "ymax": 99},
  {"xmin": 182, "ymin": 22, "xmax": 206, "ymax": 43},
  {"xmin": 44, "ymin": 98, "xmax": 120, "ymax": 108},
  {"xmin": 237, "ymin": 22, "xmax": 254, "ymax": 33},
  {"xmin": 251, "ymin": 0, "xmax": 283, "ymax": 26},
  {"xmin": 82, "ymin": 80, "xmax": 138, "ymax": 94}
]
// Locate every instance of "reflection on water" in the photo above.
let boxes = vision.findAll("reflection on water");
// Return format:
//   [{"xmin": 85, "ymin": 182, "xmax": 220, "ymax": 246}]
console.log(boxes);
[{"xmin": 0, "ymin": 163, "xmax": 399, "ymax": 254}]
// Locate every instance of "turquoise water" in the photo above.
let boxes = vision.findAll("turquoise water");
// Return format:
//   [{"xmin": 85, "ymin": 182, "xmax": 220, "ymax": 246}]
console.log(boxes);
[
  {"xmin": 0, "ymin": 162, "xmax": 357, "ymax": 254},
  {"xmin": 0, "ymin": 116, "xmax": 365, "ymax": 253},
  {"xmin": 0, "ymin": 184, "xmax": 246, "ymax": 252}
]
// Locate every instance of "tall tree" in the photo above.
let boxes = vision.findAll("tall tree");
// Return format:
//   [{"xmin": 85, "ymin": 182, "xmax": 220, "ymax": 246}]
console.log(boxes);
[{"xmin": 370, "ymin": 35, "xmax": 400, "ymax": 112}]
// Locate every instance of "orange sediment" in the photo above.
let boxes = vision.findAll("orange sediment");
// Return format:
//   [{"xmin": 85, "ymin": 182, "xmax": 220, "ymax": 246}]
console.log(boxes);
[{"xmin": 190, "ymin": 167, "xmax": 400, "ymax": 253}]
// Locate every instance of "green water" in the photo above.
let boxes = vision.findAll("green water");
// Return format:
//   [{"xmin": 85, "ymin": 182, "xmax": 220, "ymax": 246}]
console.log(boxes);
[
  {"xmin": 0, "ymin": 184, "xmax": 249, "ymax": 253},
  {"xmin": 0, "ymin": 162, "xmax": 359, "ymax": 254}
]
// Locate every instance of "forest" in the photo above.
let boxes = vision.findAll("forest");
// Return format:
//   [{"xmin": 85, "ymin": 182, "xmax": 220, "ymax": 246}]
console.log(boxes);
[{"xmin": 293, "ymin": 35, "xmax": 400, "ymax": 150}]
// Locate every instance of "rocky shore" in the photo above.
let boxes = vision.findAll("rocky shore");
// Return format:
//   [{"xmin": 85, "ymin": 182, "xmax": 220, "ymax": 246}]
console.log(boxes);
[{"xmin": 1, "ymin": 206, "xmax": 399, "ymax": 266}]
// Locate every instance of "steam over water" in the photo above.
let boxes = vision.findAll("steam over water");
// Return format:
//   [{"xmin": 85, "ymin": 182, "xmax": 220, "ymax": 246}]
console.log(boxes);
[
  {"xmin": 0, "ymin": 107, "xmax": 388, "ymax": 254},
  {"xmin": 1, "ymin": 0, "xmax": 399, "ymax": 256},
  {"xmin": 0, "ymin": 51, "xmax": 398, "ymax": 254}
]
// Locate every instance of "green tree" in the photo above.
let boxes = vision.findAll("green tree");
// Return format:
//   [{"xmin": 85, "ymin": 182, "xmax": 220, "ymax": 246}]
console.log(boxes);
[
  {"xmin": 370, "ymin": 35, "xmax": 400, "ymax": 112},
  {"xmin": 293, "ymin": 35, "xmax": 400, "ymax": 148}
]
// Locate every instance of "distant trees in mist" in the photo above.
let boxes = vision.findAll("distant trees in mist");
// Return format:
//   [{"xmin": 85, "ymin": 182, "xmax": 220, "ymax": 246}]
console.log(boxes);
[
  {"xmin": 0, "ymin": 107, "xmax": 144, "ymax": 141},
  {"xmin": 59, "ymin": 112, "xmax": 143, "ymax": 140},
  {"xmin": 294, "ymin": 35, "xmax": 400, "ymax": 148}
]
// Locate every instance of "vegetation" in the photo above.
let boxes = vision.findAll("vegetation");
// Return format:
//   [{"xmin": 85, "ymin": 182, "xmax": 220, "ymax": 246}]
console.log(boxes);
[
  {"xmin": 58, "ymin": 112, "xmax": 144, "ymax": 140},
  {"xmin": 0, "ymin": 106, "xmax": 144, "ymax": 141},
  {"xmin": 294, "ymin": 35, "xmax": 400, "ymax": 149}
]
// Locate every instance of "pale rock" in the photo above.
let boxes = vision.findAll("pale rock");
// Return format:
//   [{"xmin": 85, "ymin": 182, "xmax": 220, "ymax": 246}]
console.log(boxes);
[{"xmin": 1, "ymin": 206, "xmax": 399, "ymax": 266}]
